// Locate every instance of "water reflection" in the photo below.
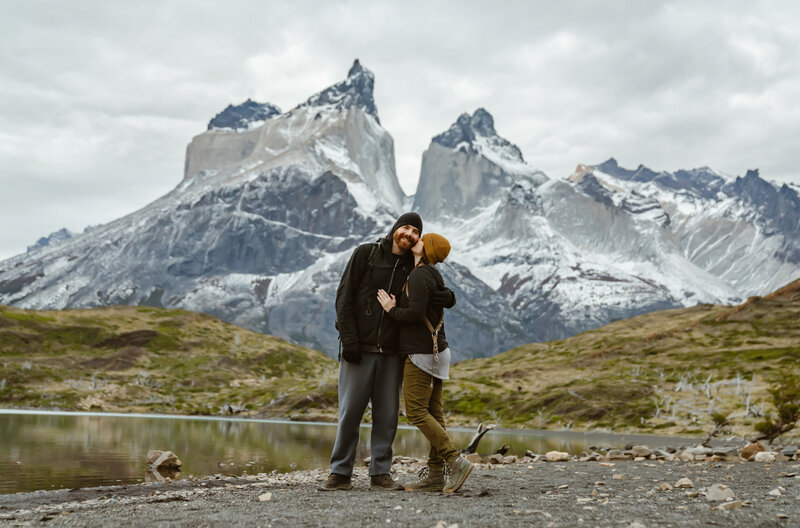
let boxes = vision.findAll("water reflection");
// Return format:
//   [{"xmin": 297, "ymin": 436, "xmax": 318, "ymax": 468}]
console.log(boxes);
[{"xmin": 0, "ymin": 411, "xmax": 686, "ymax": 495}]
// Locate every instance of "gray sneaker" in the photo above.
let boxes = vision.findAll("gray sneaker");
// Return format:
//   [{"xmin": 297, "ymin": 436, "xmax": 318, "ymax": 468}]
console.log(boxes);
[
  {"xmin": 370, "ymin": 474, "xmax": 404, "ymax": 490},
  {"xmin": 319, "ymin": 473, "xmax": 353, "ymax": 491},
  {"xmin": 444, "ymin": 455, "xmax": 474, "ymax": 493},
  {"xmin": 403, "ymin": 466, "xmax": 444, "ymax": 492}
]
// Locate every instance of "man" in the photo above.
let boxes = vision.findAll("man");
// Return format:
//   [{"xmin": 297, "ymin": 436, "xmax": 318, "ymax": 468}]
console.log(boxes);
[{"xmin": 321, "ymin": 212, "xmax": 454, "ymax": 491}]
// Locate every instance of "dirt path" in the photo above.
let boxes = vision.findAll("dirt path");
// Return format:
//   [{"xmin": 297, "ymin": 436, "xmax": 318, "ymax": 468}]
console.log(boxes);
[{"xmin": 0, "ymin": 460, "xmax": 798, "ymax": 527}]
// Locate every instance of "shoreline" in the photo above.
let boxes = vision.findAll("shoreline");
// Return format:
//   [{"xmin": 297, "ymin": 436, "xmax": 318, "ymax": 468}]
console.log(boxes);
[
  {"xmin": 3, "ymin": 407, "xmax": 775, "ymax": 445},
  {"xmin": 1, "ymin": 456, "xmax": 798, "ymax": 527}
]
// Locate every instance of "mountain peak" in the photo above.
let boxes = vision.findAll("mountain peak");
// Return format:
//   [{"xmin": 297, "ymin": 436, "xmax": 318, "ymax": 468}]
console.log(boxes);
[
  {"xmin": 347, "ymin": 58, "xmax": 366, "ymax": 77},
  {"xmin": 594, "ymin": 159, "xmax": 659, "ymax": 183},
  {"xmin": 208, "ymin": 99, "xmax": 281, "ymax": 130},
  {"xmin": 433, "ymin": 108, "xmax": 500, "ymax": 148},
  {"xmin": 296, "ymin": 59, "xmax": 379, "ymax": 123}
]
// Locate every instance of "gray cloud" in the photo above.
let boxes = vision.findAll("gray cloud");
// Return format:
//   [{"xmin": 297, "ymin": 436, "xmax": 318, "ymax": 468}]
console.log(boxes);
[{"xmin": 1, "ymin": 0, "xmax": 799, "ymax": 259}]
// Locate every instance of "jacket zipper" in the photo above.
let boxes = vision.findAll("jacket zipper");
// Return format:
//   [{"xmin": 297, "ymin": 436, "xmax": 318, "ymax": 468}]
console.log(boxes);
[{"xmin": 376, "ymin": 258, "xmax": 400, "ymax": 353}]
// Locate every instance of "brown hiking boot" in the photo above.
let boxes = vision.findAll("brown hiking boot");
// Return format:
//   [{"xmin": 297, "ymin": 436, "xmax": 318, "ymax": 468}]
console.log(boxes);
[
  {"xmin": 443, "ymin": 455, "xmax": 474, "ymax": 493},
  {"xmin": 370, "ymin": 474, "xmax": 403, "ymax": 490},
  {"xmin": 319, "ymin": 473, "xmax": 352, "ymax": 491},
  {"xmin": 403, "ymin": 466, "xmax": 444, "ymax": 492}
]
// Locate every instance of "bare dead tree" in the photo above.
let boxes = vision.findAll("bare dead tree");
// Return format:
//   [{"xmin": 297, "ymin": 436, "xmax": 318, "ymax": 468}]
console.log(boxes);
[{"xmin": 462, "ymin": 423, "xmax": 496, "ymax": 454}]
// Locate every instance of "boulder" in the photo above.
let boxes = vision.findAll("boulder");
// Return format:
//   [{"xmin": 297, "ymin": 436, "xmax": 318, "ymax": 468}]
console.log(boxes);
[
  {"xmin": 631, "ymin": 446, "xmax": 651, "ymax": 458},
  {"xmin": 740, "ymin": 442, "xmax": 765, "ymax": 460},
  {"xmin": 544, "ymin": 451, "xmax": 570, "ymax": 462},
  {"xmin": 146, "ymin": 450, "xmax": 182, "ymax": 470},
  {"xmin": 712, "ymin": 446, "xmax": 739, "ymax": 457},
  {"xmin": 464, "ymin": 453, "xmax": 482, "ymax": 464},
  {"xmin": 781, "ymin": 445, "xmax": 798, "ymax": 458},
  {"xmin": 685, "ymin": 446, "xmax": 712, "ymax": 456},
  {"xmin": 706, "ymin": 483, "xmax": 735, "ymax": 502},
  {"xmin": 650, "ymin": 449, "xmax": 669, "ymax": 459},
  {"xmin": 486, "ymin": 453, "xmax": 506, "ymax": 464},
  {"xmin": 754, "ymin": 451, "xmax": 776, "ymax": 463}
]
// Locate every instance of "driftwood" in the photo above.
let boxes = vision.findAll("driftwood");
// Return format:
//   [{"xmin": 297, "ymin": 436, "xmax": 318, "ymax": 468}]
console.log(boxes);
[
  {"xmin": 462, "ymin": 423, "xmax": 496, "ymax": 454},
  {"xmin": 495, "ymin": 444, "xmax": 511, "ymax": 456}
]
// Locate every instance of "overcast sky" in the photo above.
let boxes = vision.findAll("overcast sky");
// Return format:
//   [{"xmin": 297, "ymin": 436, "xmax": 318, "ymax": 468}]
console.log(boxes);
[{"xmin": 1, "ymin": 1, "xmax": 799, "ymax": 260}]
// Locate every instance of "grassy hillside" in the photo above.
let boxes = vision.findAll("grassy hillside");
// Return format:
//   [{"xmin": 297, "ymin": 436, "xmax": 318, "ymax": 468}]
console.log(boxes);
[
  {"xmin": 1, "ymin": 279, "xmax": 798, "ymax": 439},
  {"xmin": 0, "ymin": 306, "xmax": 338, "ymax": 418},
  {"xmin": 445, "ymin": 278, "xmax": 800, "ymax": 438}
]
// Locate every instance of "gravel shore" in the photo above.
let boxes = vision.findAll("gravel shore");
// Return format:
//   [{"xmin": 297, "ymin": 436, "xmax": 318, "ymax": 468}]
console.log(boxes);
[{"xmin": 1, "ymin": 458, "xmax": 798, "ymax": 527}]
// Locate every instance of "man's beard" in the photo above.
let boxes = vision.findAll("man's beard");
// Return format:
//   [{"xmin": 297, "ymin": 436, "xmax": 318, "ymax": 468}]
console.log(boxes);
[{"xmin": 393, "ymin": 231, "xmax": 414, "ymax": 251}]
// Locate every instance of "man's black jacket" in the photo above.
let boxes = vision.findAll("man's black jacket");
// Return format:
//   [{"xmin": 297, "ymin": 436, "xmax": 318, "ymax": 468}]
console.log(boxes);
[{"xmin": 335, "ymin": 233, "xmax": 414, "ymax": 355}]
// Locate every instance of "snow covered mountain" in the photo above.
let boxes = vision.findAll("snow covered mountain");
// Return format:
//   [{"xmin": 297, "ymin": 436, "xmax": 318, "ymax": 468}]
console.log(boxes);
[
  {"xmin": 0, "ymin": 61, "xmax": 520, "ymax": 359},
  {"xmin": 414, "ymin": 111, "xmax": 798, "ymax": 343},
  {"xmin": 2, "ymin": 60, "xmax": 799, "ymax": 360}
]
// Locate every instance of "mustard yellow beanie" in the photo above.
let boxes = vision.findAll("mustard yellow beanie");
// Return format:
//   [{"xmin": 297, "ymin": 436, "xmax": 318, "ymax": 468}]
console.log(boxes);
[{"xmin": 422, "ymin": 233, "xmax": 451, "ymax": 264}]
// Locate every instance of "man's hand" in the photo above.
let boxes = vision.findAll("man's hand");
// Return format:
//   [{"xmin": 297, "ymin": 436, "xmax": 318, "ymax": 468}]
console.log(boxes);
[
  {"xmin": 377, "ymin": 289, "xmax": 396, "ymax": 312},
  {"xmin": 430, "ymin": 287, "xmax": 456, "ymax": 309},
  {"xmin": 342, "ymin": 342, "xmax": 361, "ymax": 364}
]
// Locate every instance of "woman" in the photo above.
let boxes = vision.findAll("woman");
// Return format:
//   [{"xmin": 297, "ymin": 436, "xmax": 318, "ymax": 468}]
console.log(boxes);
[{"xmin": 377, "ymin": 233, "xmax": 474, "ymax": 493}]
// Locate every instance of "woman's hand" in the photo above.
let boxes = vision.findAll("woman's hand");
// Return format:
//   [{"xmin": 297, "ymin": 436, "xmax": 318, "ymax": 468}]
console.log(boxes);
[{"xmin": 377, "ymin": 289, "xmax": 396, "ymax": 312}]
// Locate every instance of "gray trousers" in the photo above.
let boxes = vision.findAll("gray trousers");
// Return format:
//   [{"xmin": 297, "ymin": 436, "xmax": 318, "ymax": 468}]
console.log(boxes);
[{"xmin": 329, "ymin": 352, "xmax": 404, "ymax": 477}]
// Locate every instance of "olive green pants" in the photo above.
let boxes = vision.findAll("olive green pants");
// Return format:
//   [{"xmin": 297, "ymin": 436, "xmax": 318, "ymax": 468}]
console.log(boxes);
[{"xmin": 403, "ymin": 357, "xmax": 459, "ymax": 469}]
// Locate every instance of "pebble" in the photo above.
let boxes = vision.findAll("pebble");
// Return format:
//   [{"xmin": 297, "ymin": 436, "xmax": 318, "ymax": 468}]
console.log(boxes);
[
  {"xmin": 706, "ymin": 484, "xmax": 736, "ymax": 502},
  {"xmin": 631, "ymin": 446, "xmax": 651, "ymax": 458},
  {"xmin": 613, "ymin": 474, "xmax": 625, "ymax": 481},
  {"xmin": 754, "ymin": 452, "xmax": 776, "ymax": 463},
  {"xmin": 675, "ymin": 478, "xmax": 693, "ymax": 488},
  {"xmin": 257, "ymin": 492, "xmax": 272, "ymax": 502},
  {"xmin": 717, "ymin": 500, "xmax": 742, "ymax": 510},
  {"xmin": 768, "ymin": 488, "xmax": 783, "ymax": 497},
  {"xmin": 658, "ymin": 483, "xmax": 673, "ymax": 492}
]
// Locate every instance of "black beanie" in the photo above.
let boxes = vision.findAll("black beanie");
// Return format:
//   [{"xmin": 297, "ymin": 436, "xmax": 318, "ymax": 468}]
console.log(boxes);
[{"xmin": 390, "ymin": 212, "xmax": 423, "ymax": 235}]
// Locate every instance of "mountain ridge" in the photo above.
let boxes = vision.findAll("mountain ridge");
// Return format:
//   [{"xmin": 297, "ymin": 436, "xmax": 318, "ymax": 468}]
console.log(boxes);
[{"xmin": 2, "ymin": 60, "xmax": 800, "ymax": 360}]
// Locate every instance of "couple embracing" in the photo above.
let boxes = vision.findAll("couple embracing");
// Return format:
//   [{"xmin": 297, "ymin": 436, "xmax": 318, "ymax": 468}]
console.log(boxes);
[{"xmin": 320, "ymin": 212, "xmax": 474, "ymax": 493}]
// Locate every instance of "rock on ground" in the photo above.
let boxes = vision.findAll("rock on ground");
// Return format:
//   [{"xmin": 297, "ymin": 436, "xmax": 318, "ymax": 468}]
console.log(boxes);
[{"xmin": 706, "ymin": 483, "xmax": 736, "ymax": 502}]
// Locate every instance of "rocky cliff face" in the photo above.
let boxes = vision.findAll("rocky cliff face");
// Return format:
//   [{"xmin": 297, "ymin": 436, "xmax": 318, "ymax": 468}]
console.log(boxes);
[
  {"xmin": 414, "ymin": 109, "xmax": 547, "ymax": 218},
  {"xmin": 2, "ymin": 62, "xmax": 799, "ymax": 360}
]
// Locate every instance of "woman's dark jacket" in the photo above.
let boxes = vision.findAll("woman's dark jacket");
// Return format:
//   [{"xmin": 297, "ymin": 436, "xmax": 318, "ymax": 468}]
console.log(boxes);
[{"xmin": 388, "ymin": 264, "xmax": 452, "ymax": 355}]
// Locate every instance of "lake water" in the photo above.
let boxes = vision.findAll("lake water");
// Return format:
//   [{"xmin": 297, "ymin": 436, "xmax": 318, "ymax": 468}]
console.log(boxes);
[{"xmin": 0, "ymin": 410, "xmax": 687, "ymax": 495}]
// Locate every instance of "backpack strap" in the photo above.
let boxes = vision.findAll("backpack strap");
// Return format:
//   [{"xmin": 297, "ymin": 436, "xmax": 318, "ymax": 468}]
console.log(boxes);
[{"xmin": 424, "ymin": 314, "xmax": 444, "ymax": 355}]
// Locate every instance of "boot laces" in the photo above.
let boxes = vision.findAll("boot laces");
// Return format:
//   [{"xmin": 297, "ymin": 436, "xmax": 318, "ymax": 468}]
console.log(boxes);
[{"xmin": 417, "ymin": 466, "xmax": 429, "ymax": 479}]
